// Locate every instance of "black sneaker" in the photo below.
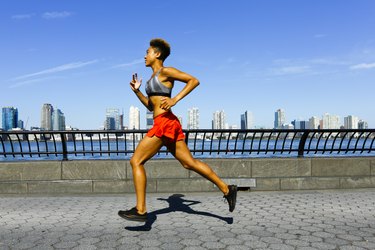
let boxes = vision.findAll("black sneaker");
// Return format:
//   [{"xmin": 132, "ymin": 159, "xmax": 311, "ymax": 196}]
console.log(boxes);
[
  {"xmin": 118, "ymin": 207, "xmax": 148, "ymax": 222},
  {"xmin": 223, "ymin": 185, "xmax": 237, "ymax": 212}
]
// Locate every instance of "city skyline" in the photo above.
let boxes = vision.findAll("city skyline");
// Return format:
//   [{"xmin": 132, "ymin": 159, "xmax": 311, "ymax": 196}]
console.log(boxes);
[
  {"xmin": 2, "ymin": 1, "xmax": 375, "ymax": 129},
  {"xmin": 0, "ymin": 104, "xmax": 371, "ymax": 131}
]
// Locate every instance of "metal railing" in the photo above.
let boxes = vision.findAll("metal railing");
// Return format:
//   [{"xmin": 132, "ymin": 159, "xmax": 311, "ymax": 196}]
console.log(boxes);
[{"xmin": 1, "ymin": 129, "xmax": 375, "ymax": 161}]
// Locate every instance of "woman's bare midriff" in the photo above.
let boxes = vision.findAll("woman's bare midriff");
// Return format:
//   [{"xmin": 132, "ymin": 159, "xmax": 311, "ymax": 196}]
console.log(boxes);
[{"xmin": 149, "ymin": 96, "xmax": 171, "ymax": 117}]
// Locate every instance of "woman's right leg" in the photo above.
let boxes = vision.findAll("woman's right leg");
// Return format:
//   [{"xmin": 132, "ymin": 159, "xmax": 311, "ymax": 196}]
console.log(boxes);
[
  {"xmin": 129, "ymin": 136, "xmax": 163, "ymax": 214},
  {"xmin": 166, "ymin": 140, "xmax": 229, "ymax": 194},
  {"xmin": 165, "ymin": 140, "xmax": 237, "ymax": 212}
]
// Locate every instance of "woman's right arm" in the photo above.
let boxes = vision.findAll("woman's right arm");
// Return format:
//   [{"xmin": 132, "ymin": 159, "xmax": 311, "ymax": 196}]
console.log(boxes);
[
  {"xmin": 130, "ymin": 73, "xmax": 153, "ymax": 111},
  {"xmin": 133, "ymin": 89, "xmax": 153, "ymax": 111}
]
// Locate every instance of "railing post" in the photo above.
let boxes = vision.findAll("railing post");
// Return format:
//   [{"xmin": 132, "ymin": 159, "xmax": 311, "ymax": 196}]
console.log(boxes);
[
  {"xmin": 60, "ymin": 132, "xmax": 68, "ymax": 161},
  {"xmin": 298, "ymin": 131, "xmax": 309, "ymax": 157},
  {"xmin": 184, "ymin": 130, "xmax": 189, "ymax": 144}
]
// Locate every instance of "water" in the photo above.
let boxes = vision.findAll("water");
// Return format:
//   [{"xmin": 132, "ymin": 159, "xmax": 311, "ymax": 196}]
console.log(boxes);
[{"xmin": 1, "ymin": 138, "xmax": 375, "ymax": 161}]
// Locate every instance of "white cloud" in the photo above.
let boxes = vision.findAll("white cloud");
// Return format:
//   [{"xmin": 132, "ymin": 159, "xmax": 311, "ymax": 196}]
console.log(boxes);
[
  {"xmin": 11, "ymin": 11, "xmax": 73, "ymax": 20},
  {"xmin": 350, "ymin": 62, "xmax": 375, "ymax": 70},
  {"xmin": 10, "ymin": 60, "xmax": 98, "ymax": 82},
  {"xmin": 310, "ymin": 58, "xmax": 350, "ymax": 66},
  {"xmin": 272, "ymin": 59, "xmax": 293, "ymax": 64},
  {"xmin": 9, "ymin": 77, "xmax": 61, "ymax": 89},
  {"xmin": 42, "ymin": 11, "xmax": 73, "ymax": 19},
  {"xmin": 112, "ymin": 59, "xmax": 144, "ymax": 69},
  {"xmin": 272, "ymin": 66, "xmax": 310, "ymax": 75},
  {"xmin": 11, "ymin": 13, "xmax": 35, "ymax": 20}
]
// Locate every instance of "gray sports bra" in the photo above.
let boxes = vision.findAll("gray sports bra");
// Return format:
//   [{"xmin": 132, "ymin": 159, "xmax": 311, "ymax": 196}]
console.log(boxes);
[{"xmin": 145, "ymin": 69, "xmax": 172, "ymax": 97}]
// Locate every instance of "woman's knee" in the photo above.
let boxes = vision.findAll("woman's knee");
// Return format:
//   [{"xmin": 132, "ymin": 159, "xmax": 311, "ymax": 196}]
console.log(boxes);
[
  {"xmin": 130, "ymin": 156, "xmax": 143, "ymax": 169},
  {"xmin": 181, "ymin": 158, "xmax": 198, "ymax": 170}
]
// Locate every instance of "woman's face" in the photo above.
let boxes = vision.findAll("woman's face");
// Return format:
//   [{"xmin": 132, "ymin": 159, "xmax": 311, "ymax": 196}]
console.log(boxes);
[{"xmin": 144, "ymin": 46, "xmax": 159, "ymax": 67}]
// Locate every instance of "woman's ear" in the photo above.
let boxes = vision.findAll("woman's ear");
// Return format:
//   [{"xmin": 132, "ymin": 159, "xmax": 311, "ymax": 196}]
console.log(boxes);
[{"xmin": 155, "ymin": 51, "xmax": 162, "ymax": 60}]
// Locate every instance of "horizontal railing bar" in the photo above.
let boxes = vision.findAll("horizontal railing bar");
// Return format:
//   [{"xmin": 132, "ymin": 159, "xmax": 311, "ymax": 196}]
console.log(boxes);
[
  {"xmin": 2, "ymin": 129, "xmax": 375, "ymax": 134},
  {"xmin": 1, "ymin": 129, "xmax": 374, "ymax": 160}
]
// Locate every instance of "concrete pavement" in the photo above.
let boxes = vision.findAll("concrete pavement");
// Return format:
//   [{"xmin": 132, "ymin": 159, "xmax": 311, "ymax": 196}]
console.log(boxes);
[{"xmin": 1, "ymin": 189, "xmax": 375, "ymax": 249}]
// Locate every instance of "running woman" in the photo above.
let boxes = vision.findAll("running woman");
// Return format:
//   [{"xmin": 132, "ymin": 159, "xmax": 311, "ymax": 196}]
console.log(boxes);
[{"xmin": 118, "ymin": 38, "xmax": 237, "ymax": 222}]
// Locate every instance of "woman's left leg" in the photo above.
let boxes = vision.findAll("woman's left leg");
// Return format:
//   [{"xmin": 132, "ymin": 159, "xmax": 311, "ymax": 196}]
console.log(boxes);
[{"xmin": 166, "ymin": 139, "xmax": 229, "ymax": 195}]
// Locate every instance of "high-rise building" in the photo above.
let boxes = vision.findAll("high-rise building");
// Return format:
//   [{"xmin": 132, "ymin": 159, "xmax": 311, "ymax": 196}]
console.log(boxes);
[
  {"xmin": 105, "ymin": 108, "xmax": 120, "ymax": 130},
  {"xmin": 120, "ymin": 110, "xmax": 124, "ymax": 130},
  {"xmin": 240, "ymin": 111, "xmax": 253, "ymax": 129},
  {"xmin": 129, "ymin": 106, "xmax": 140, "ymax": 130},
  {"xmin": 52, "ymin": 108, "xmax": 66, "ymax": 130},
  {"xmin": 146, "ymin": 110, "xmax": 153, "ymax": 129},
  {"xmin": 358, "ymin": 120, "xmax": 368, "ymax": 129},
  {"xmin": 212, "ymin": 110, "xmax": 226, "ymax": 129},
  {"xmin": 344, "ymin": 115, "xmax": 359, "ymax": 129},
  {"xmin": 322, "ymin": 113, "xmax": 340, "ymax": 129},
  {"xmin": 292, "ymin": 120, "xmax": 308, "ymax": 129},
  {"xmin": 41, "ymin": 104, "xmax": 53, "ymax": 130},
  {"xmin": 188, "ymin": 107, "xmax": 199, "ymax": 129},
  {"xmin": 106, "ymin": 117, "xmax": 116, "ymax": 130},
  {"xmin": 17, "ymin": 120, "xmax": 24, "ymax": 130},
  {"xmin": 2, "ymin": 107, "xmax": 18, "ymax": 131},
  {"xmin": 309, "ymin": 116, "xmax": 320, "ymax": 129},
  {"xmin": 274, "ymin": 109, "xmax": 286, "ymax": 129}
]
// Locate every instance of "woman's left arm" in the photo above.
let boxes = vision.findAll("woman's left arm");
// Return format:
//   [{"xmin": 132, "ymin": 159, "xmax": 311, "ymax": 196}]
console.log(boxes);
[{"xmin": 160, "ymin": 67, "xmax": 200, "ymax": 110}]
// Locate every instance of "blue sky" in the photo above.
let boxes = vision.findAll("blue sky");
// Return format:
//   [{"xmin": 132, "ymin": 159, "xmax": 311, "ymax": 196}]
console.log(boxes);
[{"xmin": 1, "ymin": 0, "xmax": 375, "ymax": 129}]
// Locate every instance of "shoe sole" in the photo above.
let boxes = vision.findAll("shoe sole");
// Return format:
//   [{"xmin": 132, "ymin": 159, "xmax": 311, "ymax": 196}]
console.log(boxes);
[
  {"xmin": 230, "ymin": 192, "xmax": 237, "ymax": 212},
  {"xmin": 229, "ymin": 186, "xmax": 237, "ymax": 212},
  {"xmin": 118, "ymin": 213, "xmax": 147, "ymax": 222}
]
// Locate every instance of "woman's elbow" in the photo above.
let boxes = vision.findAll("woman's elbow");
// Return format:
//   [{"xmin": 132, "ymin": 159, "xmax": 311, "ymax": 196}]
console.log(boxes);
[
  {"xmin": 193, "ymin": 78, "xmax": 200, "ymax": 87},
  {"xmin": 147, "ymin": 105, "xmax": 154, "ymax": 112}
]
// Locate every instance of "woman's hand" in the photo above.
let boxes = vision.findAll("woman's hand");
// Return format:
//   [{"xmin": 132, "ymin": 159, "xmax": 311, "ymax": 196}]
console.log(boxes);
[
  {"xmin": 130, "ymin": 73, "xmax": 142, "ymax": 92},
  {"xmin": 160, "ymin": 97, "xmax": 176, "ymax": 110}
]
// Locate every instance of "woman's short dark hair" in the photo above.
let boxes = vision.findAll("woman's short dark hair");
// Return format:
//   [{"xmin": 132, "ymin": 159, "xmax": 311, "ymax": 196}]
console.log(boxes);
[{"xmin": 150, "ymin": 38, "xmax": 171, "ymax": 61}]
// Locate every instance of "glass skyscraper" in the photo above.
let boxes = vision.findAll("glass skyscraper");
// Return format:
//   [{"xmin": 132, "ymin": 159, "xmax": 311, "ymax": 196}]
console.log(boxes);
[
  {"xmin": 274, "ymin": 109, "xmax": 286, "ymax": 129},
  {"xmin": 344, "ymin": 115, "xmax": 359, "ymax": 129},
  {"xmin": 2, "ymin": 107, "xmax": 18, "ymax": 131},
  {"xmin": 358, "ymin": 120, "xmax": 368, "ymax": 129},
  {"xmin": 41, "ymin": 104, "xmax": 53, "ymax": 130},
  {"xmin": 240, "ymin": 111, "xmax": 253, "ymax": 129},
  {"xmin": 52, "ymin": 108, "xmax": 66, "ymax": 130},
  {"xmin": 41, "ymin": 104, "xmax": 66, "ymax": 131},
  {"xmin": 105, "ymin": 108, "xmax": 120, "ymax": 130}
]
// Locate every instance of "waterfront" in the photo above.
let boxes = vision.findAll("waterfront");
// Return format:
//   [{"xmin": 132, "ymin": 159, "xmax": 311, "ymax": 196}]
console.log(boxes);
[{"xmin": 1, "ymin": 138, "xmax": 375, "ymax": 161}]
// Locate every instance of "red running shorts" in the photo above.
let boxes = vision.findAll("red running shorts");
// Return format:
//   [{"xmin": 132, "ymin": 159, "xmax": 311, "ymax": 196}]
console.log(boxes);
[{"xmin": 146, "ymin": 112, "xmax": 185, "ymax": 142}]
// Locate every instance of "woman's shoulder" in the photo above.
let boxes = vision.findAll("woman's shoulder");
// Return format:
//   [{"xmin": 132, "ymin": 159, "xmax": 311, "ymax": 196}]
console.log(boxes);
[{"xmin": 160, "ymin": 66, "xmax": 178, "ymax": 75}]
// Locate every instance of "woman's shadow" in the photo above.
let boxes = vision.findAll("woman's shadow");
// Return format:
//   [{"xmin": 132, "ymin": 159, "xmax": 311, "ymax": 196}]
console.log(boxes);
[{"xmin": 125, "ymin": 194, "xmax": 233, "ymax": 231}]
